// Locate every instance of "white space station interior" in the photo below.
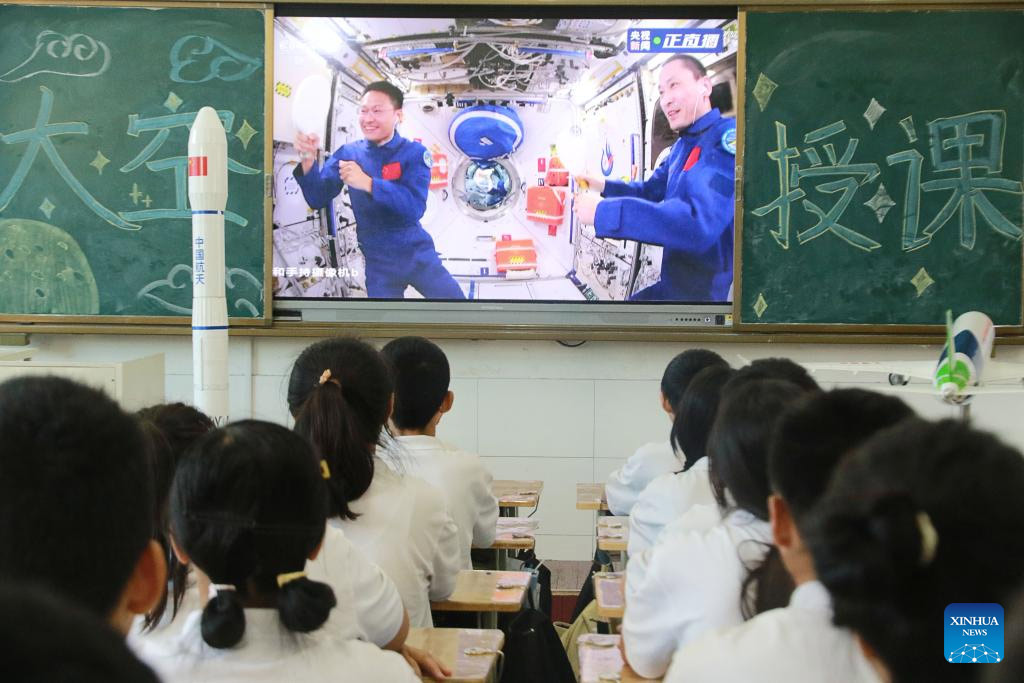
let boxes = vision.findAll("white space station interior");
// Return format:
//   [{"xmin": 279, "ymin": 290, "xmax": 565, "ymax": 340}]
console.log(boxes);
[{"xmin": 272, "ymin": 15, "xmax": 737, "ymax": 301}]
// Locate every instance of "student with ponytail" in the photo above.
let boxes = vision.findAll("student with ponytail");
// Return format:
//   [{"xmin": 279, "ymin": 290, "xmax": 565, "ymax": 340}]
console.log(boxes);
[
  {"xmin": 129, "ymin": 403, "xmax": 424, "ymax": 674},
  {"xmin": 288, "ymin": 337, "xmax": 460, "ymax": 629},
  {"xmin": 138, "ymin": 420, "xmax": 417, "ymax": 682},
  {"xmin": 622, "ymin": 378, "xmax": 806, "ymax": 679},
  {"xmin": 806, "ymin": 418, "xmax": 1024, "ymax": 683}
]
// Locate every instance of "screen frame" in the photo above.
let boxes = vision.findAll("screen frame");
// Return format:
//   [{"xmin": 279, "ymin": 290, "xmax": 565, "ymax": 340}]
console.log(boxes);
[{"xmin": 272, "ymin": 3, "xmax": 739, "ymax": 332}]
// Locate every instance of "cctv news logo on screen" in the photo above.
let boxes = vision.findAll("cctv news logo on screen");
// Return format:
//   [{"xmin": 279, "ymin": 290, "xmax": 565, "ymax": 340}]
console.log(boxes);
[
  {"xmin": 945, "ymin": 604, "xmax": 1003, "ymax": 664},
  {"xmin": 625, "ymin": 28, "xmax": 724, "ymax": 54}
]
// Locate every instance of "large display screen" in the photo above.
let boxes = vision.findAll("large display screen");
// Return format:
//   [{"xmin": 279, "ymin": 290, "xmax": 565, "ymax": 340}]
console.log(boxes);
[{"xmin": 272, "ymin": 10, "xmax": 737, "ymax": 311}]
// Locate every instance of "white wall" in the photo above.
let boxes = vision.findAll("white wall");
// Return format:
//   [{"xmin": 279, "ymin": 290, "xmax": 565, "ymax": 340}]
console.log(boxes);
[{"xmin": 25, "ymin": 333, "xmax": 1024, "ymax": 560}]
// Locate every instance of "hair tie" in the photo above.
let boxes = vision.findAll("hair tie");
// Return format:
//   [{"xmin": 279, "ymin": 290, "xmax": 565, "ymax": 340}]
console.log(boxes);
[
  {"xmin": 320, "ymin": 460, "xmax": 331, "ymax": 480},
  {"xmin": 916, "ymin": 511, "xmax": 939, "ymax": 566},
  {"xmin": 208, "ymin": 583, "xmax": 237, "ymax": 600},
  {"xmin": 276, "ymin": 571, "xmax": 307, "ymax": 588},
  {"xmin": 317, "ymin": 369, "xmax": 341, "ymax": 389}
]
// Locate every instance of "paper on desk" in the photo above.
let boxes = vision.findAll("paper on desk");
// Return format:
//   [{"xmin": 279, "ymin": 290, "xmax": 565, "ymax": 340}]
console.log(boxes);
[
  {"xmin": 578, "ymin": 634, "xmax": 625, "ymax": 683},
  {"xmin": 496, "ymin": 517, "xmax": 539, "ymax": 537}
]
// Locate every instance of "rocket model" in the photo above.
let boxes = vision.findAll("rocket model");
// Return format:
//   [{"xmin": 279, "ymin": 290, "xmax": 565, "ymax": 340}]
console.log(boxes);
[
  {"xmin": 187, "ymin": 107, "xmax": 230, "ymax": 426},
  {"xmin": 934, "ymin": 311, "xmax": 996, "ymax": 399}
]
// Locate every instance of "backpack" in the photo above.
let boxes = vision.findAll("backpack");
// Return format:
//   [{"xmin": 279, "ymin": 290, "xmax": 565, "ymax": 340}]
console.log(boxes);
[
  {"xmin": 514, "ymin": 548, "xmax": 552, "ymax": 616},
  {"xmin": 500, "ymin": 607, "xmax": 577, "ymax": 683}
]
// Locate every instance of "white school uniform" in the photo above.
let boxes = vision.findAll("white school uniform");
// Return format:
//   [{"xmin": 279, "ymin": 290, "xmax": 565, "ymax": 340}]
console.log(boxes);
[
  {"xmin": 128, "ymin": 576, "xmax": 202, "ymax": 654},
  {"xmin": 605, "ymin": 440, "xmax": 679, "ymax": 516},
  {"xmin": 130, "ymin": 526, "xmax": 406, "ymax": 653},
  {"xmin": 333, "ymin": 458, "xmax": 461, "ymax": 627},
  {"xmin": 391, "ymin": 434, "xmax": 498, "ymax": 569},
  {"xmin": 138, "ymin": 608, "xmax": 419, "ymax": 683},
  {"xmin": 622, "ymin": 509, "xmax": 772, "ymax": 679},
  {"xmin": 664, "ymin": 581, "xmax": 882, "ymax": 683},
  {"xmin": 306, "ymin": 524, "xmax": 405, "ymax": 645},
  {"xmin": 627, "ymin": 457, "xmax": 717, "ymax": 556}
]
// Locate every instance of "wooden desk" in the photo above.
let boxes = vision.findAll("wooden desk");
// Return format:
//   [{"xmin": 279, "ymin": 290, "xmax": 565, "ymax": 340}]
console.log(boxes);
[
  {"xmin": 408, "ymin": 627, "xmax": 504, "ymax": 683},
  {"xmin": 578, "ymin": 634, "xmax": 661, "ymax": 682},
  {"xmin": 431, "ymin": 570, "xmax": 531, "ymax": 613},
  {"xmin": 474, "ymin": 518, "xmax": 537, "ymax": 571},
  {"xmin": 597, "ymin": 516, "xmax": 629, "ymax": 553},
  {"xmin": 576, "ymin": 483, "xmax": 609, "ymax": 511},
  {"xmin": 491, "ymin": 517, "xmax": 537, "ymax": 551},
  {"xmin": 594, "ymin": 572, "xmax": 625, "ymax": 620},
  {"xmin": 491, "ymin": 480, "xmax": 542, "ymax": 516}
]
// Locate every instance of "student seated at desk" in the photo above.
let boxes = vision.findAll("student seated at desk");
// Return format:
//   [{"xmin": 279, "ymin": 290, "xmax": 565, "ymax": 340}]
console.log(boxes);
[
  {"xmin": 1, "ymin": 582, "xmax": 160, "ymax": 683},
  {"xmin": 130, "ymin": 404, "xmax": 433, "ymax": 674},
  {"xmin": 137, "ymin": 420, "xmax": 418, "ymax": 683},
  {"xmin": 381, "ymin": 336, "xmax": 498, "ymax": 569},
  {"xmin": 806, "ymin": 418, "xmax": 1024, "ymax": 683},
  {"xmin": 132, "ymin": 404, "xmax": 216, "ymax": 647},
  {"xmin": 637, "ymin": 358, "xmax": 821, "ymax": 551},
  {"xmin": 623, "ymin": 379, "xmax": 805, "ymax": 679},
  {"xmin": 665, "ymin": 389, "xmax": 915, "ymax": 683},
  {"xmin": 628, "ymin": 364, "xmax": 733, "ymax": 556},
  {"xmin": 0, "ymin": 376, "xmax": 166, "ymax": 639},
  {"xmin": 605, "ymin": 349, "xmax": 727, "ymax": 516},
  {"xmin": 289, "ymin": 338, "xmax": 461, "ymax": 629}
]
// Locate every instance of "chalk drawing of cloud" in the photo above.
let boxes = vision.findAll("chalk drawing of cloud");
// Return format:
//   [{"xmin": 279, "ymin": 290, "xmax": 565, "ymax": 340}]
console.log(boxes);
[
  {"xmin": 0, "ymin": 31, "xmax": 111, "ymax": 82},
  {"xmin": 169, "ymin": 35, "xmax": 262, "ymax": 84},
  {"xmin": 137, "ymin": 263, "xmax": 193, "ymax": 315}
]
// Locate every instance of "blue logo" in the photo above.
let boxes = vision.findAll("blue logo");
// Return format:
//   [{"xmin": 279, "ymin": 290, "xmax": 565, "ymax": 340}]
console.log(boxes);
[
  {"xmin": 721, "ymin": 128, "xmax": 736, "ymax": 156},
  {"xmin": 945, "ymin": 603, "xmax": 1003, "ymax": 663},
  {"xmin": 601, "ymin": 141, "xmax": 614, "ymax": 177},
  {"xmin": 626, "ymin": 28, "xmax": 724, "ymax": 54}
]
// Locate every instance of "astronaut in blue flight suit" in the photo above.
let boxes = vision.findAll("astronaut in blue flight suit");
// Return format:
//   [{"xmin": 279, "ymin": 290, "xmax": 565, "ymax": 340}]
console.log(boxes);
[
  {"xmin": 575, "ymin": 55, "xmax": 735, "ymax": 302},
  {"xmin": 293, "ymin": 81, "xmax": 465, "ymax": 299}
]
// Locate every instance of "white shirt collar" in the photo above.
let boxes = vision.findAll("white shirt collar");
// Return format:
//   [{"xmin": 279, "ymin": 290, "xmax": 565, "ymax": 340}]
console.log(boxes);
[
  {"xmin": 394, "ymin": 434, "xmax": 442, "ymax": 450},
  {"xmin": 687, "ymin": 457, "xmax": 709, "ymax": 472},
  {"xmin": 788, "ymin": 580, "xmax": 832, "ymax": 613}
]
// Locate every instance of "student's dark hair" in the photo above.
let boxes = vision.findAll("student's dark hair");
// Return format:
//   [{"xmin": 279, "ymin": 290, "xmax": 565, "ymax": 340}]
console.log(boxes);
[
  {"xmin": 287, "ymin": 337, "xmax": 393, "ymax": 520},
  {"xmin": 706, "ymin": 379, "xmax": 807, "ymax": 618},
  {"xmin": 170, "ymin": 420, "xmax": 336, "ymax": 649},
  {"xmin": 807, "ymin": 418, "xmax": 1024, "ymax": 683},
  {"xmin": 663, "ymin": 54, "xmax": 707, "ymax": 80},
  {"xmin": 136, "ymin": 403, "xmax": 216, "ymax": 632},
  {"xmin": 0, "ymin": 376, "xmax": 153, "ymax": 618},
  {"xmin": 768, "ymin": 389, "xmax": 914, "ymax": 523},
  {"xmin": 985, "ymin": 587, "xmax": 1024, "ymax": 683},
  {"xmin": 0, "ymin": 582, "xmax": 161, "ymax": 683},
  {"xmin": 660, "ymin": 348, "xmax": 728, "ymax": 410},
  {"xmin": 363, "ymin": 80, "xmax": 404, "ymax": 109},
  {"xmin": 137, "ymin": 402, "xmax": 216, "ymax": 465},
  {"xmin": 726, "ymin": 357, "xmax": 820, "ymax": 395},
  {"xmin": 670, "ymin": 364, "xmax": 734, "ymax": 470},
  {"xmin": 381, "ymin": 336, "xmax": 450, "ymax": 431}
]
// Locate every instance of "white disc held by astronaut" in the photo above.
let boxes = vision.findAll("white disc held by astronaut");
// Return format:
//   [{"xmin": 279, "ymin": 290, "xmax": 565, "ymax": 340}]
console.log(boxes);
[
  {"xmin": 555, "ymin": 125, "xmax": 587, "ymax": 176},
  {"xmin": 292, "ymin": 74, "xmax": 332, "ymax": 143}
]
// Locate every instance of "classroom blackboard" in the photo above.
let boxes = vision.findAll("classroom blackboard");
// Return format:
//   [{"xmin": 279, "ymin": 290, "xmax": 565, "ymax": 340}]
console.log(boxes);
[
  {"xmin": 0, "ymin": 4, "xmax": 267, "ymax": 319},
  {"xmin": 740, "ymin": 10, "xmax": 1024, "ymax": 327}
]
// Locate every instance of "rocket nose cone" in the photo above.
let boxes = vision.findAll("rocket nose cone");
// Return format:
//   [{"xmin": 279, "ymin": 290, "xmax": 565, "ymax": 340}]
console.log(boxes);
[{"xmin": 189, "ymin": 106, "xmax": 226, "ymax": 145}]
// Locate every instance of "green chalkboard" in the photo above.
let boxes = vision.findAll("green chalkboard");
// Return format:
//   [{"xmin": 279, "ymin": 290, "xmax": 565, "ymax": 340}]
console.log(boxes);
[
  {"xmin": 740, "ymin": 9, "xmax": 1024, "ymax": 327},
  {"xmin": 0, "ymin": 4, "xmax": 267, "ymax": 319}
]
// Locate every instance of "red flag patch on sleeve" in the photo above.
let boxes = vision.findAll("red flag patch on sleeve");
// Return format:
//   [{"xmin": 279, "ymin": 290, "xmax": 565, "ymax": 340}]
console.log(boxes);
[
  {"xmin": 683, "ymin": 146, "xmax": 701, "ymax": 172},
  {"xmin": 381, "ymin": 162, "xmax": 402, "ymax": 180}
]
